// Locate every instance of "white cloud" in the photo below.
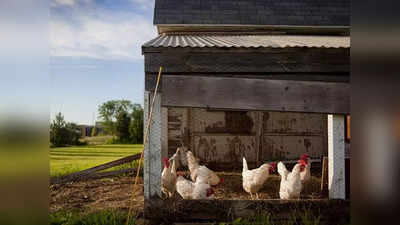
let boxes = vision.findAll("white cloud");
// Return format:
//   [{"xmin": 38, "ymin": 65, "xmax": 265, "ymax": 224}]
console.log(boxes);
[
  {"xmin": 52, "ymin": 0, "xmax": 76, "ymax": 6},
  {"xmin": 130, "ymin": 0, "xmax": 155, "ymax": 10},
  {"xmin": 51, "ymin": 12, "xmax": 157, "ymax": 61},
  {"xmin": 51, "ymin": 0, "xmax": 92, "ymax": 7}
]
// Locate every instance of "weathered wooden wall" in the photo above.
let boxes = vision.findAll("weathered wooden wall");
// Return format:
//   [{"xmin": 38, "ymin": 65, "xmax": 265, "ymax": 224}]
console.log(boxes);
[
  {"xmin": 166, "ymin": 108, "xmax": 327, "ymax": 170},
  {"xmin": 144, "ymin": 48, "xmax": 350, "ymax": 74},
  {"xmin": 144, "ymin": 47, "xmax": 350, "ymax": 92},
  {"xmin": 261, "ymin": 112, "xmax": 327, "ymax": 161}
]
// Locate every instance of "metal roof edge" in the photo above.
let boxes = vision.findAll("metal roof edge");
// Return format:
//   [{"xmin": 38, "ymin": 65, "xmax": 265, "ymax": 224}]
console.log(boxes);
[{"xmin": 156, "ymin": 24, "xmax": 350, "ymax": 35}]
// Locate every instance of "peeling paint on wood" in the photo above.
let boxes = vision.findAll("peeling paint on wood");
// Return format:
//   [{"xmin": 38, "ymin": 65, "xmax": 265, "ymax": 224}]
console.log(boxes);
[
  {"xmin": 192, "ymin": 109, "xmax": 257, "ymax": 134},
  {"xmin": 263, "ymin": 111, "xmax": 325, "ymax": 134},
  {"xmin": 193, "ymin": 135, "xmax": 256, "ymax": 166},
  {"xmin": 262, "ymin": 136, "xmax": 324, "ymax": 161}
]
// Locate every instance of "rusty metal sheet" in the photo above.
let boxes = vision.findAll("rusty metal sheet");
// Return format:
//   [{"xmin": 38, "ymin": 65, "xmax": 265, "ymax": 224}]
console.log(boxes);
[
  {"xmin": 193, "ymin": 135, "xmax": 257, "ymax": 165},
  {"xmin": 263, "ymin": 112, "xmax": 326, "ymax": 135},
  {"xmin": 261, "ymin": 135, "xmax": 325, "ymax": 161}
]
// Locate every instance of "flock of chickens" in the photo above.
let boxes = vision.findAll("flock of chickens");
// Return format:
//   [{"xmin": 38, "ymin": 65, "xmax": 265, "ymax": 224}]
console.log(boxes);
[{"xmin": 161, "ymin": 147, "xmax": 311, "ymax": 200}]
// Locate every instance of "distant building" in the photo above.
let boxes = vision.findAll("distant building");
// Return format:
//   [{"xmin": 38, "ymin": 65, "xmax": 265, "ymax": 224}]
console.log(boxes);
[{"xmin": 78, "ymin": 122, "xmax": 104, "ymax": 137}]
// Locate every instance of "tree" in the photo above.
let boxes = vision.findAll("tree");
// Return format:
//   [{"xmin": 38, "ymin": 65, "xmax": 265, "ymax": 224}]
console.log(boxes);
[
  {"xmin": 66, "ymin": 122, "xmax": 82, "ymax": 145},
  {"xmin": 129, "ymin": 104, "xmax": 144, "ymax": 144},
  {"xmin": 115, "ymin": 111, "xmax": 131, "ymax": 143},
  {"xmin": 50, "ymin": 112, "xmax": 83, "ymax": 147},
  {"xmin": 50, "ymin": 112, "xmax": 67, "ymax": 147},
  {"xmin": 98, "ymin": 100, "xmax": 134, "ymax": 136}
]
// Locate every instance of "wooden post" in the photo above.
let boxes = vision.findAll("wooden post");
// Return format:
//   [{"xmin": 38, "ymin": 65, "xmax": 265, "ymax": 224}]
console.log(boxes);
[
  {"xmin": 321, "ymin": 156, "xmax": 329, "ymax": 196},
  {"xmin": 143, "ymin": 91, "xmax": 163, "ymax": 199},
  {"xmin": 327, "ymin": 114, "xmax": 346, "ymax": 199}
]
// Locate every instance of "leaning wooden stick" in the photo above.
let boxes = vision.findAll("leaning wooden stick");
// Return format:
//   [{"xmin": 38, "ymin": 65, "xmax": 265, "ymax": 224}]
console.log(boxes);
[{"xmin": 126, "ymin": 66, "xmax": 163, "ymax": 224}]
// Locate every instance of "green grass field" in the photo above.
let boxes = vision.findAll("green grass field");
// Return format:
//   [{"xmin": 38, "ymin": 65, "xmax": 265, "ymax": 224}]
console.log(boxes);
[{"xmin": 50, "ymin": 144, "xmax": 143, "ymax": 177}]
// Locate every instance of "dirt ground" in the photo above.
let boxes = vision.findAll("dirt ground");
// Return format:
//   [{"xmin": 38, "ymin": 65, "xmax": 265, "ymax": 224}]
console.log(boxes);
[
  {"xmin": 50, "ymin": 176, "xmax": 144, "ymax": 214},
  {"xmin": 50, "ymin": 172, "xmax": 323, "ymax": 214}
]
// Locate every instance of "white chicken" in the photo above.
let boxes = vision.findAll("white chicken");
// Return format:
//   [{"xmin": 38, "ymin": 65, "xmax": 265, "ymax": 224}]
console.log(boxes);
[
  {"xmin": 168, "ymin": 147, "xmax": 188, "ymax": 170},
  {"xmin": 175, "ymin": 173, "xmax": 215, "ymax": 199},
  {"xmin": 242, "ymin": 157, "xmax": 276, "ymax": 199},
  {"xmin": 186, "ymin": 151, "xmax": 223, "ymax": 186},
  {"xmin": 277, "ymin": 160, "xmax": 307, "ymax": 200},
  {"xmin": 299, "ymin": 154, "xmax": 311, "ymax": 183},
  {"xmin": 161, "ymin": 157, "xmax": 177, "ymax": 197}
]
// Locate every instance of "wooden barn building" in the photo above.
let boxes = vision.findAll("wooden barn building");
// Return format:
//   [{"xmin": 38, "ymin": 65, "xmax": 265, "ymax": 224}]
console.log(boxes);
[{"xmin": 141, "ymin": 0, "xmax": 350, "ymax": 221}]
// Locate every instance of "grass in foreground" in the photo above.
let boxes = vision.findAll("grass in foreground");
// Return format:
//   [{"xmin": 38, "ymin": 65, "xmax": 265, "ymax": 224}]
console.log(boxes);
[
  {"xmin": 50, "ymin": 210, "xmax": 136, "ymax": 225},
  {"xmin": 220, "ymin": 211, "xmax": 322, "ymax": 225},
  {"xmin": 50, "ymin": 144, "xmax": 143, "ymax": 177},
  {"xmin": 49, "ymin": 209, "xmax": 346, "ymax": 225}
]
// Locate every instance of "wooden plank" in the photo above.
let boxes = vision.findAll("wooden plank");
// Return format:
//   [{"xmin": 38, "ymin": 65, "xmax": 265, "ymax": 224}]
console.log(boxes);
[
  {"xmin": 146, "ymin": 73, "xmax": 349, "ymax": 91},
  {"xmin": 50, "ymin": 153, "xmax": 141, "ymax": 185},
  {"xmin": 144, "ymin": 48, "xmax": 349, "ymax": 74},
  {"xmin": 145, "ymin": 198, "xmax": 350, "ymax": 225},
  {"xmin": 51, "ymin": 168, "xmax": 139, "ymax": 184},
  {"xmin": 162, "ymin": 76, "xmax": 350, "ymax": 114}
]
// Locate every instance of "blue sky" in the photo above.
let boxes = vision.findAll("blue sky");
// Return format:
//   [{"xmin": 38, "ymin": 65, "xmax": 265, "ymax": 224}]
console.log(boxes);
[{"xmin": 50, "ymin": 0, "xmax": 157, "ymax": 125}]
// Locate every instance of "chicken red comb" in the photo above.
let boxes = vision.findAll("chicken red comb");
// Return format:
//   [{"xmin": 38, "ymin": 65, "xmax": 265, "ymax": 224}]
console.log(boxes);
[
  {"xmin": 269, "ymin": 162, "xmax": 277, "ymax": 172},
  {"xmin": 162, "ymin": 158, "xmax": 170, "ymax": 168},
  {"xmin": 298, "ymin": 159, "xmax": 307, "ymax": 165}
]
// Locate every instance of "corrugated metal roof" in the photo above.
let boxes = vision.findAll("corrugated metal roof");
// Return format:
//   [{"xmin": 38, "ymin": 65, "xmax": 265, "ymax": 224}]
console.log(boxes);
[{"xmin": 143, "ymin": 34, "xmax": 350, "ymax": 49}]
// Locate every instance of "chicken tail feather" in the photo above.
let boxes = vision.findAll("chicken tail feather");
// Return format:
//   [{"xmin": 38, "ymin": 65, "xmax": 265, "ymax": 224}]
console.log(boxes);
[
  {"xmin": 171, "ymin": 157, "xmax": 177, "ymax": 175},
  {"xmin": 278, "ymin": 161, "xmax": 289, "ymax": 180},
  {"xmin": 187, "ymin": 151, "xmax": 199, "ymax": 173},
  {"xmin": 242, "ymin": 157, "xmax": 248, "ymax": 172}
]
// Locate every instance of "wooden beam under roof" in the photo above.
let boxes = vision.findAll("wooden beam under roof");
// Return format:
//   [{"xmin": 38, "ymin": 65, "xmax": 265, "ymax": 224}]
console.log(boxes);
[{"xmin": 162, "ymin": 75, "xmax": 350, "ymax": 114}]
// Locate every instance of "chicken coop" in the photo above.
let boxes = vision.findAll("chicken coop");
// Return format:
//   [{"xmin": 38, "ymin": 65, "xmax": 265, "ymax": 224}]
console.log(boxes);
[{"xmin": 141, "ymin": 0, "xmax": 350, "ymax": 223}]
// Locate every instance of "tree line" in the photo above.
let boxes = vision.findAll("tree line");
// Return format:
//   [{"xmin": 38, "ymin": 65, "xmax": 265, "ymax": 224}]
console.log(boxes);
[
  {"xmin": 50, "ymin": 100, "xmax": 144, "ymax": 147},
  {"xmin": 98, "ymin": 100, "xmax": 143, "ymax": 144}
]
